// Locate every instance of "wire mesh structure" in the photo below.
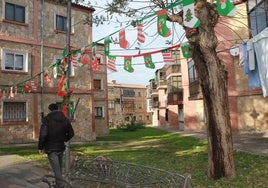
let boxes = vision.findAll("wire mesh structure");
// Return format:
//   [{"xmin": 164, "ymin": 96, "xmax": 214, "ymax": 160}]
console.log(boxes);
[{"xmin": 70, "ymin": 156, "xmax": 192, "ymax": 188}]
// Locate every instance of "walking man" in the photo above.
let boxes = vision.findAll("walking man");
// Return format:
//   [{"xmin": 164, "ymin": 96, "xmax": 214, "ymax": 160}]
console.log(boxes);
[{"xmin": 38, "ymin": 103, "xmax": 74, "ymax": 187}]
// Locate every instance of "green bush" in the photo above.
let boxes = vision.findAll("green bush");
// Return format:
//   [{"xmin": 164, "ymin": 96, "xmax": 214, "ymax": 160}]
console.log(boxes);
[{"xmin": 117, "ymin": 121, "xmax": 145, "ymax": 131}]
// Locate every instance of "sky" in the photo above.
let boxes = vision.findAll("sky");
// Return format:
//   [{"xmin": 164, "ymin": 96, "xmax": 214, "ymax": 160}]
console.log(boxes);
[{"xmin": 88, "ymin": 1, "xmax": 185, "ymax": 86}]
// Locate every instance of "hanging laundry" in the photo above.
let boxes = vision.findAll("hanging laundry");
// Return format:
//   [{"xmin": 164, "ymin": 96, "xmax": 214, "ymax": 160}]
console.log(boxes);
[{"xmin": 252, "ymin": 28, "xmax": 268, "ymax": 97}]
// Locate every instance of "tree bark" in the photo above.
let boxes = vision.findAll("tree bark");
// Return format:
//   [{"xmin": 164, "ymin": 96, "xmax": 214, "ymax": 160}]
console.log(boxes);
[{"xmin": 187, "ymin": 0, "xmax": 236, "ymax": 179}]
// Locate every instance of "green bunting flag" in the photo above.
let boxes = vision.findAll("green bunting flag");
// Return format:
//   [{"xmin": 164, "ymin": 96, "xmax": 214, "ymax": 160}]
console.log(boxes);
[
  {"xmin": 157, "ymin": 9, "xmax": 171, "ymax": 37},
  {"xmin": 144, "ymin": 55, "xmax": 155, "ymax": 69},
  {"xmin": 104, "ymin": 37, "xmax": 111, "ymax": 56},
  {"xmin": 216, "ymin": 0, "xmax": 236, "ymax": 16},
  {"xmin": 182, "ymin": 0, "xmax": 200, "ymax": 28},
  {"xmin": 181, "ymin": 42, "xmax": 191, "ymax": 58},
  {"xmin": 124, "ymin": 56, "xmax": 134, "ymax": 73}
]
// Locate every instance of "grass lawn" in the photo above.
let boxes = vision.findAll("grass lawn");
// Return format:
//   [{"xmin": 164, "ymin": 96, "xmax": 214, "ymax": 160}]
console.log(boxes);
[{"xmin": 0, "ymin": 126, "xmax": 267, "ymax": 187}]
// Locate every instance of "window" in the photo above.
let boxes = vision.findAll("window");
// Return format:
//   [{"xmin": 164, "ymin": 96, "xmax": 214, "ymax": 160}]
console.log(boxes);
[
  {"xmin": 188, "ymin": 60, "xmax": 198, "ymax": 83},
  {"xmin": 167, "ymin": 76, "xmax": 182, "ymax": 93},
  {"xmin": 2, "ymin": 102, "xmax": 27, "ymax": 122},
  {"xmin": 54, "ymin": 56, "xmax": 74, "ymax": 76},
  {"xmin": 93, "ymin": 79, "xmax": 103, "ymax": 90},
  {"xmin": 188, "ymin": 60, "xmax": 201, "ymax": 97},
  {"xmin": 95, "ymin": 107, "xmax": 104, "ymax": 117},
  {"xmin": 122, "ymin": 89, "xmax": 135, "ymax": 97},
  {"xmin": 2, "ymin": 49, "xmax": 28, "ymax": 72},
  {"xmin": 108, "ymin": 101, "xmax": 115, "ymax": 109},
  {"xmin": 5, "ymin": 2, "xmax": 25, "ymax": 23},
  {"xmin": 55, "ymin": 14, "xmax": 74, "ymax": 33},
  {"xmin": 56, "ymin": 15, "xmax": 67, "ymax": 31},
  {"xmin": 248, "ymin": 0, "xmax": 268, "ymax": 36}
]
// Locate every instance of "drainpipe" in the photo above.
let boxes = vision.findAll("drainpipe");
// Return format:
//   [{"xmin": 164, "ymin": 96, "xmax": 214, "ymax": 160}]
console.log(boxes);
[
  {"xmin": 40, "ymin": 0, "xmax": 45, "ymax": 119},
  {"xmin": 65, "ymin": 0, "xmax": 72, "ymax": 179}
]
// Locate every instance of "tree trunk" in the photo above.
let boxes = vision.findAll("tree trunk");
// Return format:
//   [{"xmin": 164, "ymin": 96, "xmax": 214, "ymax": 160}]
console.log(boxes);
[{"xmin": 186, "ymin": 0, "xmax": 236, "ymax": 179}]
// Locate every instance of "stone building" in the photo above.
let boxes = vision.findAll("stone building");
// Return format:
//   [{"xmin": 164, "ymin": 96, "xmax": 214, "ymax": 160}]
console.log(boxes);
[
  {"xmin": 0, "ymin": 0, "xmax": 109, "ymax": 143},
  {"xmin": 148, "ymin": 1, "xmax": 268, "ymax": 132},
  {"xmin": 108, "ymin": 80, "xmax": 151, "ymax": 127}
]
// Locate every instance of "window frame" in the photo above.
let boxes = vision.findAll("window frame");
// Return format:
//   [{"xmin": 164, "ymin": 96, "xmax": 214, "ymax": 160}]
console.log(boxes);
[
  {"xmin": 54, "ymin": 13, "xmax": 74, "ymax": 33},
  {"xmin": 2, "ymin": 101, "xmax": 28, "ymax": 123},
  {"xmin": 247, "ymin": 0, "xmax": 268, "ymax": 36},
  {"xmin": 2, "ymin": 49, "xmax": 28, "ymax": 72},
  {"xmin": 93, "ymin": 79, "xmax": 103, "ymax": 90},
  {"xmin": 95, "ymin": 106, "xmax": 104, "ymax": 118},
  {"xmin": 108, "ymin": 101, "xmax": 115, "ymax": 109},
  {"xmin": 4, "ymin": 2, "xmax": 26, "ymax": 23},
  {"xmin": 188, "ymin": 60, "xmax": 198, "ymax": 83}
]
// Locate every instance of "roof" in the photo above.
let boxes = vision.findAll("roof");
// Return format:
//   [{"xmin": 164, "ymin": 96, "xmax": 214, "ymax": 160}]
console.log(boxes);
[{"xmin": 108, "ymin": 82, "xmax": 147, "ymax": 89}]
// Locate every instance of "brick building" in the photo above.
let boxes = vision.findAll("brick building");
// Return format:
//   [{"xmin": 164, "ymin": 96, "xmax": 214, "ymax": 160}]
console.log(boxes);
[
  {"xmin": 0, "ymin": 0, "xmax": 109, "ymax": 143},
  {"xmin": 108, "ymin": 80, "xmax": 151, "ymax": 127},
  {"xmin": 148, "ymin": 1, "xmax": 268, "ymax": 132}
]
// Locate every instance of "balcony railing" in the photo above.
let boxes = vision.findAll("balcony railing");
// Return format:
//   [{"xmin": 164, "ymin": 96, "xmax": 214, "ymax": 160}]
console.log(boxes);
[
  {"xmin": 167, "ymin": 90, "xmax": 183, "ymax": 103},
  {"xmin": 151, "ymin": 101, "xmax": 159, "ymax": 108}
]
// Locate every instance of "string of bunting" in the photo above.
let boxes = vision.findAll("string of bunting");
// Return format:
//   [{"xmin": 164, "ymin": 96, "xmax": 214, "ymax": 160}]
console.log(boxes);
[{"xmin": 0, "ymin": 0, "xmax": 236, "ymax": 113}]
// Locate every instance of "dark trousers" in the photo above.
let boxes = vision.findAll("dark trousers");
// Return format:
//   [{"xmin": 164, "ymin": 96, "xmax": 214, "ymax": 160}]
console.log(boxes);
[{"xmin": 47, "ymin": 151, "xmax": 64, "ymax": 186}]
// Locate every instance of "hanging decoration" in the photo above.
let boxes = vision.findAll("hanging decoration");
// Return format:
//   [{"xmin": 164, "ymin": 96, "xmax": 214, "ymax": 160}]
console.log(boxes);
[
  {"xmin": 182, "ymin": 0, "xmax": 200, "ymax": 28},
  {"xmin": 30, "ymin": 80, "xmax": 38, "ymax": 91},
  {"xmin": 157, "ymin": 9, "xmax": 171, "ymax": 37},
  {"xmin": 119, "ymin": 29, "xmax": 130, "ymax": 49},
  {"xmin": 62, "ymin": 90, "xmax": 73, "ymax": 117},
  {"xmin": 137, "ymin": 20, "xmax": 145, "ymax": 43},
  {"xmin": 107, "ymin": 55, "xmax": 117, "ymax": 72},
  {"xmin": 91, "ymin": 59, "xmax": 100, "ymax": 71},
  {"xmin": 1, "ymin": 1, "xmax": 239, "ymax": 101},
  {"xmin": 44, "ymin": 70, "xmax": 52, "ymax": 84},
  {"xmin": 70, "ymin": 50, "xmax": 83, "ymax": 69},
  {"xmin": 144, "ymin": 54, "xmax": 155, "ymax": 69},
  {"xmin": 24, "ymin": 81, "xmax": 32, "ymax": 93},
  {"xmin": 92, "ymin": 43, "xmax": 97, "ymax": 60},
  {"xmin": 216, "ymin": 0, "xmax": 236, "ymax": 16},
  {"xmin": 57, "ymin": 76, "xmax": 67, "ymax": 97},
  {"xmin": 104, "ymin": 37, "xmax": 111, "ymax": 56},
  {"xmin": 161, "ymin": 50, "xmax": 174, "ymax": 63},
  {"xmin": 181, "ymin": 42, "xmax": 191, "ymax": 58},
  {"xmin": 124, "ymin": 56, "xmax": 134, "ymax": 73}
]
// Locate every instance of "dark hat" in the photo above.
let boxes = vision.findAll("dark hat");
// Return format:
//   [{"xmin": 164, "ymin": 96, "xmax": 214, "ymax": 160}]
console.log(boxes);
[{"xmin": 48, "ymin": 103, "xmax": 58, "ymax": 111}]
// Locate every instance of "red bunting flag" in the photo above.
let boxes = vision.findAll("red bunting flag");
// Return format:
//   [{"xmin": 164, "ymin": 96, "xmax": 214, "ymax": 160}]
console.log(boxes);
[
  {"xmin": 44, "ymin": 70, "xmax": 51, "ymax": 84},
  {"xmin": 137, "ymin": 20, "xmax": 145, "ymax": 43},
  {"xmin": 161, "ymin": 50, "xmax": 174, "ymax": 63},
  {"xmin": 30, "ymin": 80, "xmax": 37, "ymax": 91},
  {"xmin": 91, "ymin": 59, "xmax": 100, "ymax": 71},
  {"xmin": 57, "ymin": 76, "xmax": 67, "ymax": 96},
  {"xmin": 107, "ymin": 55, "xmax": 117, "ymax": 72}
]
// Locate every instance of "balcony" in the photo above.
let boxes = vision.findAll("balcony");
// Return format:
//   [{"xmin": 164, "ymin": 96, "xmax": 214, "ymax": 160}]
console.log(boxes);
[
  {"xmin": 167, "ymin": 89, "xmax": 183, "ymax": 104},
  {"xmin": 151, "ymin": 101, "xmax": 159, "ymax": 108}
]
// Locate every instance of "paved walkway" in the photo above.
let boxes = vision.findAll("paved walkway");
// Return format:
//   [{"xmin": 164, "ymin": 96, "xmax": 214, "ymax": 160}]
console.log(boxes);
[
  {"xmin": 156, "ymin": 126, "xmax": 268, "ymax": 156},
  {"xmin": 0, "ymin": 127, "xmax": 267, "ymax": 187}
]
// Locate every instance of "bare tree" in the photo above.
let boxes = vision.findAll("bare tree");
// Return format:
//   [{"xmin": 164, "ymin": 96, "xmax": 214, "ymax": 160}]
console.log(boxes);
[{"xmin": 102, "ymin": 0, "xmax": 236, "ymax": 179}]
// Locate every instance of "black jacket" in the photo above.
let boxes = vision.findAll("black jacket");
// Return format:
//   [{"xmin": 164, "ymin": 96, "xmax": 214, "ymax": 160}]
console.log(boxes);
[{"xmin": 38, "ymin": 110, "xmax": 74, "ymax": 153}]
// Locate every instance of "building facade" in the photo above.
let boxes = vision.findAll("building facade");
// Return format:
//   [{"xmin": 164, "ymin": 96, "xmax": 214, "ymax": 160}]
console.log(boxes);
[
  {"xmin": 148, "ymin": 1, "xmax": 268, "ymax": 132},
  {"xmin": 0, "ymin": 0, "xmax": 109, "ymax": 143},
  {"xmin": 108, "ymin": 80, "xmax": 152, "ymax": 127}
]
